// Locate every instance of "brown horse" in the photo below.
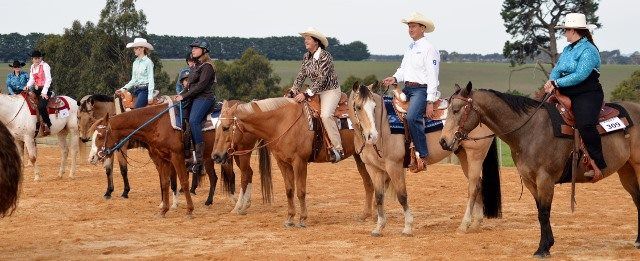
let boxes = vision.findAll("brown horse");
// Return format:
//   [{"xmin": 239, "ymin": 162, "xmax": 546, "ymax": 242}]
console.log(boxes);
[
  {"xmin": 211, "ymin": 97, "xmax": 373, "ymax": 228},
  {"xmin": 0, "ymin": 120, "xmax": 22, "ymax": 217},
  {"xmin": 348, "ymin": 82, "xmax": 500, "ymax": 236},
  {"xmin": 439, "ymin": 82, "xmax": 640, "ymax": 257}
]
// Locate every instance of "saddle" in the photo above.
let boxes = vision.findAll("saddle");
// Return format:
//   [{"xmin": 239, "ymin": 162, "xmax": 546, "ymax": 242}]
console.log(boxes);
[
  {"xmin": 391, "ymin": 86, "xmax": 448, "ymax": 121},
  {"xmin": 549, "ymin": 92, "xmax": 630, "ymax": 136},
  {"xmin": 307, "ymin": 92, "xmax": 350, "ymax": 119},
  {"xmin": 21, "ymin": 91, "xmax": 71, "ymax": 137},
  {"xmin": 118, "ymin": 89, "xmax": 162, "ymax": 111}
]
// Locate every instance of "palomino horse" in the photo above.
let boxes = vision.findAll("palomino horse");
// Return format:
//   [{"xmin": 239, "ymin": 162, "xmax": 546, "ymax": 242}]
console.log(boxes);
[
  {"xmin": 212, "ymin": 97, "xmax": 374, "ymax": 228},
  {"xmin": 0, "ymin": 120, "xmax": 22, "ymax": 217},
  {"xmin": 0, "ymin": 93, "xmax": 79, "ymax": 180},
  {"xmin": 348, "ymin": 82, "xmax": 500, "ymax": 236},
  {"xmin": 439, "ymin": 82, "xmax": 640, "ymax": 257}
]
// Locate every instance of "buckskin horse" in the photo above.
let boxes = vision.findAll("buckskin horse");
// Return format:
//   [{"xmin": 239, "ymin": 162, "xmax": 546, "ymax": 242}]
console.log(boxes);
[
  {"xmin": 348, "ymin": 82, "xmax": 500, "ymax": 236},
  {"xmin": 0, "ymin": 120, "xmax": 22, "ymax": 217},
  {"xmin": 0, "ymin": 92, "xmax": 79, "ymax": 180},
  {"xmin": 439, "ymin": 82, "xmax": 640, "ymax": 257}
]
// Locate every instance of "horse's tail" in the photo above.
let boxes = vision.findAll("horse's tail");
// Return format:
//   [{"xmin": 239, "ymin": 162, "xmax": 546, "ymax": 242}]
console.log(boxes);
[
  {"xmin": 482, "ymin": 138, "xmax": 502, "ymax": 219},
  {"xmin": 220, "ymin": 161, "xmax": 235, "ymax": 196},
  {"xmin": 258, "ymin": 140, "xmax": 273, "ymax": 204},
  {"xmin": 0, "ymin": 122, "xmax": 22, "ymax": 217}
]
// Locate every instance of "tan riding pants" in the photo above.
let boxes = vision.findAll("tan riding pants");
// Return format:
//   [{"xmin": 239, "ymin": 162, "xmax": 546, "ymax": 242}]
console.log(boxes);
[{"xmin": 319, "ymin": 88, "xmax": 343, "ymax": 150}]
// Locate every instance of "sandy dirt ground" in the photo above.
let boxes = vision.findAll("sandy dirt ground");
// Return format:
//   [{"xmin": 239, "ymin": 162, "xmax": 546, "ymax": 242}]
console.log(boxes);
[{"xmin": 1, "ymin": 146, "xmax": 640, "ymax": 260}]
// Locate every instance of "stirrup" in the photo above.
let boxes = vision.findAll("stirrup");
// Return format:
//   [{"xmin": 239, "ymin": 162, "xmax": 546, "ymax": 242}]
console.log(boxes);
[
  {"xmin": 330, "ymin": 149, "xmax": 344, "ymax": 163},
  {"xmin": 584, "ymin": 168, "xmax": 603, "ymax": 183}
]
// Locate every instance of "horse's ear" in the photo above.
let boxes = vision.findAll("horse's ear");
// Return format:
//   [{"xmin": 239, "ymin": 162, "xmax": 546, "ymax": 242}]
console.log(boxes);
[
  {"xmin": 461, "ymin": 81, "xmax": 473, "ymax": 97},
  {"xmin": 454, "ymin": 83, "xmax": 461, "ymax": 94},
  {"xmin": 103, "ymin": 113, "xmax": 110, "ymax": 124},
  {"xmin": 352, "ymin": 81, "xmax": 360, "ymax": 93},
  {"xmin": 370, "ymin": 81, "xmax": 380, "ymax": 93}
]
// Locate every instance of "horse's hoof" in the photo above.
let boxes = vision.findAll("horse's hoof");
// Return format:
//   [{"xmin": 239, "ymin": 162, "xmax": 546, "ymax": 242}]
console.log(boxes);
[
  {"xmin": 402, "ymin": 229, "xmax": 413, "ymax": 237},
  {"xmin": 370, "ymin": 231, "xmax": 382, "ymax": 237},
  {"xmin": 171, "ymin": 204, "xmax": 178, "ymax": 209},
  {"xmin": 121, "ymin": 194, "xmax": 129, "ymax": 199},
  {"xmin": 634, "ymin": 241, "xmax": 640, "ymax": 249},
  {"xmin": 103, "ymin": 195, "xmax": 112, "ymax": 200},
  {"xmin": 298, "ymin": 222, "xmax": 306, "ymax": 228},
  {"xmin": 238, "ymin": 209, "xmax": 248, "ymax": 216},
  {"xmin": 358, "ymin": 213, "xmax": 371, "ymax": 222},
  {"xmin": 533, "ymin": 250, "xmax": 550, "ymax": 258},
  {"xmin": 204, "ymin": 200, "xmax": 213, "ymax": 206},
  {"xmin": 283, "ymin": 221, "xmax": 295, "ymax": 228}
]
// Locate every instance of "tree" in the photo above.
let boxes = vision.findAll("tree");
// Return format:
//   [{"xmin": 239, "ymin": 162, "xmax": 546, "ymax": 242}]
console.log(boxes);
[
  {"xmin": 501, "ymin": 0, "xmax": 600, "ymax": 69},
  {"xmin": 611, "ymin": 70, "xmax": 640, "ymax": 102},
  {"xmin": 214, "ymin": 48, "xmax": 282, "ymax": 101},
  {"xmin": 340, "ymin": 74, "xmax": 378, "ymax": 93}
]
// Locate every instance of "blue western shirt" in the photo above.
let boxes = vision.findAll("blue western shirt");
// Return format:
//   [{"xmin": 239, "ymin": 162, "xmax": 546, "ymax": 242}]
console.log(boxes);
[
  {"xmin": 550, "ymin": 37, "xmax": 601, "ymax": 88},
  {"xmin": 6, "ymin": 71, "xmax": 29, "ymax": 95}
]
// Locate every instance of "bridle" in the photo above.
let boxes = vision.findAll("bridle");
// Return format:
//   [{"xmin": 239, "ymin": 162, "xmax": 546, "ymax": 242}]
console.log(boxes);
[
  {"xmin": 448, "ymin": 91, "xmax": 552, "ymax": 144},
  {"xmin": 351, "ymin": 92, "xmax": 383, "ymax": 158},
  {"xmin": 95, "ymin": 124, "xmax": 115, "ymax": 161}
]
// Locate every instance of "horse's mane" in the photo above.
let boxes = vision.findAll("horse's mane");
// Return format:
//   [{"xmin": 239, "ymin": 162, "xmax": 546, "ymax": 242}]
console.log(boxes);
[
  {"xmin": 0, "ymin": 121, "xmax": 21, "ymax": 217},
  {"xmin": 481, "ymin": 89, "xmax": 540, "ymax": 115},
  {"xmin": 237, "ymin": 97, "xmax": 296, "ymax": 113},
  {"xmin": 357, "ymin": 84, "xmax": 375, "ymax": 101}
]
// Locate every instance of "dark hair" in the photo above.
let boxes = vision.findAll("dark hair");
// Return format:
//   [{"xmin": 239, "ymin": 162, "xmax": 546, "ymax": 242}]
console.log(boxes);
[
  {"xmin": 311, "ymin": 37, "xmax": 326, "ymax": 49},
  {"xmin": 575, "ymin": 29, "xmax": 598, "ymax": 50}
]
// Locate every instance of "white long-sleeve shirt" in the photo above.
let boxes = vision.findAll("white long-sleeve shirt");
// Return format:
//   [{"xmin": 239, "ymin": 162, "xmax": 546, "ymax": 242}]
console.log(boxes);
[
  {"xmin": 25, "ymin": 61, "xmax": 52, "ymax": 94},
  {"xmin": 393, "ymin": 37, "xmax": 441, "ymax": 102}
]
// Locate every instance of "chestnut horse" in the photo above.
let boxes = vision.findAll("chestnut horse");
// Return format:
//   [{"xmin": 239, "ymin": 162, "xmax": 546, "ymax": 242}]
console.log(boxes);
[
  {"xmin": 0, "ymin": 120, "xmax": 22, "ymax": 217},
  {"xmin": 440, "ymin": 82, "xmax": 640, "ymax": 257},
  {"xmin": 212, "ymin": 96, "xmax": 375, "ymax": 228},
  {"xmin": 348, "ymin": 82, "xmax": 500, "ymax": 236}
]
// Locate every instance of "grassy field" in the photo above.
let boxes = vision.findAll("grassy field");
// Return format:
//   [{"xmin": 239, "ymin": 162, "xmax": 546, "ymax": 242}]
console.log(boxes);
[{"xmin": 2, "ymin": 60, "xmax": 638, "ymax": 166}]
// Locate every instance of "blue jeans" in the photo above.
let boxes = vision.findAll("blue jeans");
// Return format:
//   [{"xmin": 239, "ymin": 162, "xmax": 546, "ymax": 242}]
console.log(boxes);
[
  {"xmin": 189, "ymin": 97, "xmax": 215, "ymax": 144},
  {"xmin": 133, "ymin": 87, "xmax": 148, "ymax": 109},
  {"xmin": 403, "ymin": 87, "xmax": 428, "ymax": 157}
]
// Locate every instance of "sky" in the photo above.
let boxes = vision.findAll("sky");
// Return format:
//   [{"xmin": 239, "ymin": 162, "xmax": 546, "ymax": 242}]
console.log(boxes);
[{"xmin": 1, "ymin": 0, "xmax": 637, "ymax": 55}]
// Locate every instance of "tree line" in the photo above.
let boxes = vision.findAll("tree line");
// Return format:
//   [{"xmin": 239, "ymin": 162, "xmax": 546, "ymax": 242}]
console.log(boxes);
[{"xmin": 0, "ymin": 33, "xmax": 370, "ymax": 62}]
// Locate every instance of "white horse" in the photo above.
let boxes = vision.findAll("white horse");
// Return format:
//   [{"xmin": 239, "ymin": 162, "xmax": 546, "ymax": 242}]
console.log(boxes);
[{"xmin": 0, "ymin": 93, "xmax": 79, "ymax": 180}]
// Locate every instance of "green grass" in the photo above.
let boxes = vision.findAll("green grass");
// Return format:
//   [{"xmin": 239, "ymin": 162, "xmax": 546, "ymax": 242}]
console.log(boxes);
[{"xmin": 3, "ymin": 60, "xmax": 638, "ymax": 167}]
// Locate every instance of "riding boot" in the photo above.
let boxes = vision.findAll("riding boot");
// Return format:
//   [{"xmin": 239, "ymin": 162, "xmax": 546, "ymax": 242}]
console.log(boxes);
[
  {"xmin": 330, "ymin": 148, "xmax": 344, "ymax": 163},
  {"xmin": 188, "ymin": 142, "xmax": 205, "ymax": 173},
  {"xmin": 183, "ymin": 121, "xmax": 192, "ymax": 164}
]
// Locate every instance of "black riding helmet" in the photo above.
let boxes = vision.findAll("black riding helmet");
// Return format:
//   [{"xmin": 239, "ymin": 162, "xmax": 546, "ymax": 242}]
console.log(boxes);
[{"xmin": 189, "ymin": 39, "xmax": 210, "ymax": 53}]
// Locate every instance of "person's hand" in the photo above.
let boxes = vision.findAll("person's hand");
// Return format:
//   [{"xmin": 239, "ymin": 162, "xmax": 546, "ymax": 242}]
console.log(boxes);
[
  {"xmin": 294, "ymin": 93, "xmax": 306, "ymax": 103},
  {"xmin": 382, "ymin": 77, "xmax": 397, "ymax": 87},
  {"xmin": 543, "ymin": 80, "xmax": 555, "ymax": 94},
  {"xmin": 41, "ymin": 93, "xmax": 49, "ymax": 100},
  {"xmin": 148, "ymin": 99, "xmax": 153, "ymax": 105},
  {"xmin": 426, "ymin": 103, "xmax": 435, "ymax": 119},
  {"xmin": 175, "ymin": 95, "xmax": 183, "ymax": 101},
  {"xmin": 115, "ymin": 89, "xmax": 123, "ymax": 96}
]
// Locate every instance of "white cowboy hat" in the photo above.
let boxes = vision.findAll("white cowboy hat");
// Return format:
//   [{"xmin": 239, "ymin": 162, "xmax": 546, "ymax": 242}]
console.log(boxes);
[
  {"xmin": 299, "ymin": 27, "xmax": 329, "ymax": 48},
  {"xmin": 126, "ymin": 37, "xmax": 154, "ymax": 50},
  {"xmin": 401, "ymin": 12, "xmax": 435, "ymax": 33},
  {"xmin": 555, "ymin": 13, "xmax": 596, "ymax": 30}
]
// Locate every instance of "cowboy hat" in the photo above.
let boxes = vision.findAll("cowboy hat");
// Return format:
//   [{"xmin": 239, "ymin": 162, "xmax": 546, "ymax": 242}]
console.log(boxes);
[
  {"xmin": 555, "ymin": 13, "xmax": 596, "ymax": 30},
  {"xmin": 126, "ymin": 37, "xmax": 154, "ymax": 50},
  {"xmin": 299, "ymin": 27, "xmax": 329, "ymax": 48},
  {"xmin": 8, "ymin": 60, "xmax": 25, "ymax": 68},
  {"xmin": 401, "ymin": 12, "xmax": 435, "ymax": 33},
  {"xmin": 29, "ymin": 50, "xmax": 44, "ymax": 57}
]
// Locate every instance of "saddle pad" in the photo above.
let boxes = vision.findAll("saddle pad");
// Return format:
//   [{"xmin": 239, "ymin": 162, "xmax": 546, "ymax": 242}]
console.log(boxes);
[
  {"xmin": 167, "ymin": 99, "xmax": 222, "ymax": 131},
  {"xmin": 383, "ymin": 96, "xmax": 444, "ymax": 135},
  {"xmin": 545, "ymin": 102, "xmax": 634, "ymax": 138}
]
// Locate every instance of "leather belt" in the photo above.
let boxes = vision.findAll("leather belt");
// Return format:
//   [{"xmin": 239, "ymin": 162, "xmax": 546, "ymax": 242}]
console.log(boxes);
[{"xmin": 404, "ymin": 81, "xmax": 427, "ymax": 87}]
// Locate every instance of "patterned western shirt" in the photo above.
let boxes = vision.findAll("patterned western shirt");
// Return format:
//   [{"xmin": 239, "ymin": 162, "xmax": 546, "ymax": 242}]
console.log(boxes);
[
  {"xmin": 292, "ymin": 48, "xmax": 339, "ymax": 95},
  {"xmin": 550, "ymin": 37, "xmax": 601, "ymax": 88},
  {"xmin": 6, "ymin": 71, "xmax": 29, "ymax": 95}
]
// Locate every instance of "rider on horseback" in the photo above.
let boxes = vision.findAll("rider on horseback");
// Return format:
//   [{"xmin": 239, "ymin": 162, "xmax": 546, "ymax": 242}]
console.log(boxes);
[
  {"xmin": 382, "ymin": 12, "xmax": 440, "ymax": 171},
  {"xmin": 292, "ymin": 27, "xmax": 344, "ymax": 163},
  {"xmin": 23, "ymin": 50, "xmax": 53, "ymax": 136},
  {"xmin": 6, "ymin": 60, "xmax": 29, "ymax": 95},
  {"xmin": 544, "ymin": 13, "xmax": 607, "ymax": 178},
  {"xmin": 175, "ymin": 53, "xmax": 197, "ymax": 94},
  {"xmin": 175, "ymin": 39, "xmax": 216, "ymax": 172},
  {"xmin": 116, "ymin": 38, "xmax": 155, "ymax": 109}
]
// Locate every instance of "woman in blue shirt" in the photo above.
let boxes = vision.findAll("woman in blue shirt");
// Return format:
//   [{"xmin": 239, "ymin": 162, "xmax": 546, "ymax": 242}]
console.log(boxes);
[
  {"xmin": 6, "ymin": 60, "xmax": 29, "ymax": 95},
  {"xmin": 543, "ymin": 13, "xmax": 606, "ymax": 178}
]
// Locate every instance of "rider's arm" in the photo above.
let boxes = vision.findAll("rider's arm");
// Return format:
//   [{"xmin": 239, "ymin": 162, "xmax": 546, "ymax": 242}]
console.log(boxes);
[
  {"xmin": 425, "ymin": 45, "xmax": 440, "ymax": 102},
  {"xmin": 24, "ymin": 65, "xmax": 34, "ymax": 88},
  {"xmin": 182, "ymin": 63, "xmax": 214, "ymax": 100},
  {"xmin": 291, "ymin": 54, "xmax": 308, "ymax": 92},
  {"xmin": 145, "ymin": 59, "xmax": 155, "ymax": 101},
  {"xmin": 41, "ymin": 62, "xmax": 52, "ymax": 94}
]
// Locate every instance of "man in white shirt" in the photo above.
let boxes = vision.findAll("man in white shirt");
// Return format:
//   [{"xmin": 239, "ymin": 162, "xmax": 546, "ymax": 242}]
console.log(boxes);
[{"xmin": 383, "ymin": 12, "xmax": 440, "ymax": 169}]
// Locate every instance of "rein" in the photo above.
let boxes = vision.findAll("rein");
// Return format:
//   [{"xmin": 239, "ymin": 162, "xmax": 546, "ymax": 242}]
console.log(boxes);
[
  {"xmin": 97, "ymin": 103, "xmax": 179, "ymax": 159},
  {"xmin": 224, "ymin": 105, "xmax": 304, "ymax": 156},
  {"xmin": 5, "ymin": 100, "xmax": 26, "ymax": 125},
  {"xmin": 451, "ymin": 92, "xmax": 552, "ymax": 143}
]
